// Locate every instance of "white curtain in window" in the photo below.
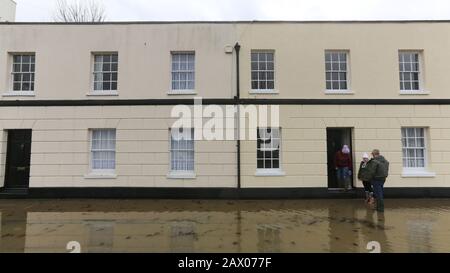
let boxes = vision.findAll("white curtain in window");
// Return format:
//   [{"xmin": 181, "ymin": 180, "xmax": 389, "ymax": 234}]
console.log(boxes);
[
  {"xmin": 92, "ymin": 129, "xmax": 116, "ymax": 170},
  {"xmin": 171, "ymin": 128, "xmax": 194, "ymax": 172}
]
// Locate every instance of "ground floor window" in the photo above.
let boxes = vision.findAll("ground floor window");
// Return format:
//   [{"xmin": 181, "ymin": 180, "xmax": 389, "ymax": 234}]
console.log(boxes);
[
  {"xmin": 257, "ymin": 128, "xmax": 281, "ymax": 170},
  {"xmin": 401, "ymin": 127, "xmax": 426, "ymax": 168},
  {"xmin": 90, "ymin": 129, "xmax": 116, "ymax": 173},
  {"xmin": 170, "ymin": 128, "xmax": 195, "ymax": 173}
]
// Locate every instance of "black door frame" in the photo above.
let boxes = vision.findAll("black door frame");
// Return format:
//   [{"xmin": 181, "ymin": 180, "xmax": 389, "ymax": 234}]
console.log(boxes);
[
  {"xmin": 326, "ymin": 127, "xmax": 354, "ymax": 190},
  {"xmin": 3, "ymin": 129, "xmax": 32, "ymax": 190}
]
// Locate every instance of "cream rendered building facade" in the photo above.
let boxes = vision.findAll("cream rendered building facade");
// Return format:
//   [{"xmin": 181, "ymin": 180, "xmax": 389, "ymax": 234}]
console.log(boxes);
[
  {"xmin": 0, "ymin": 21, "xmax": 450, "ymax": 198},
  {"xmin": 0, "ymin": 0, "xmax": 16, "ymax": 22}
]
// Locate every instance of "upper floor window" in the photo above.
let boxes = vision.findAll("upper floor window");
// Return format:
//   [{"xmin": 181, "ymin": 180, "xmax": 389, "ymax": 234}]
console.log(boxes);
[
  {"xmin": 251, "ymin": 51, "xmax": 275, "ymax": 91},
  {"xmin": 93, "ymin": 53, "xmax": 118, "ymax": 92},
  {"xmin": 11, "ymin": 54, "xmax": 35, "ymax": 92},
  {"xmin": 171, "ymin": 52, "xmax": 195, "ymax": 91},
  {"xmin": 399, "ymin": 51, "xmax": 421, "ymax": 92},
  {"xmin": 325, "ymin": 51, "xmax": 349, "ymax": 91}
]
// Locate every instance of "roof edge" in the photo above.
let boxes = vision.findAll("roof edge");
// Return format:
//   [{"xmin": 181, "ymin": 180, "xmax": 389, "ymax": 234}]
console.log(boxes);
[{"xmin": 2, "ymin": 19, "xmax": 450, "ymax": 25}]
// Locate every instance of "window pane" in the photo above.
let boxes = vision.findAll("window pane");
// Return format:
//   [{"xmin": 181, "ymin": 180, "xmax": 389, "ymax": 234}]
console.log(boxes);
[
  {"xmin": 259, "ymin": 72, "xmax": 266, "ymax": 80},
  {"xmin": 22, "ymin": 82, "xmax": 30, "ymax": 91},
  {"xmin": 13, "ymin": 55, "xmax": 22, "ymax": 63},
  {"xmin": 259, "ymin": 62, "xmax": 267, "ymax": 70},
  {"xmin": 332, "ymin": 81, "xmax": 339, "ymax": 90},
  {"xmin": 251, "ymin": 72, "xmax": 258, "ymax": 81},
  {"xmin": 22, "ymin": 64, "xmax": 30, "ymax": 72},
  {"xmin": 13, "ymin": 74, "xmax": 21, "ymax": 82},
  {"xmin": 259, "ymin": 81, "xmax": 267, "ymax": 90},
  {"xmin": 417, "ymin": 159, "xmax": 425, "ymax": 168},
  {"xmin": 104, "ymin": 73, "xmax": 111, "ymax": 81},
  {"xmin": 13, "ymin": 82, "xmax": 21, "ymax": 91},
  {"xmin": 273, "ymin": 160, "xmax": 280, "ymax": 169},
  {"xmin": 416, "ymin": 129, "xmax": 424, "ymax": 137}
]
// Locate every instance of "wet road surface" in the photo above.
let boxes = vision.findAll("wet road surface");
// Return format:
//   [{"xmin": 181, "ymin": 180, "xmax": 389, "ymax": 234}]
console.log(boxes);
[{"xmin": 0, "ymin": 199, "xmax": 449, "ymax": 253}]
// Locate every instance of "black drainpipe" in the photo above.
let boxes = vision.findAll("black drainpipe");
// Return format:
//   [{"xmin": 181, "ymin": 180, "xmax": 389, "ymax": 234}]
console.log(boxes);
[{"xmin": 234, "ymin": 42, "xmax": 241, "ymax": 192}]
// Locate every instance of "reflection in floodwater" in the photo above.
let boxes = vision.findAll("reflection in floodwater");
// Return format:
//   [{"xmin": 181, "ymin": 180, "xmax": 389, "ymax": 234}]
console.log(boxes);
[{"xmin": 1, "ymin": 199, "xmax": 450, "ymax": 253}]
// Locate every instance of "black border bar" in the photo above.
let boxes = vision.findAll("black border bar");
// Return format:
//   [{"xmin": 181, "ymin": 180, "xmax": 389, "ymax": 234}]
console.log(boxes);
[{"xmin": 2, "ymin": 187, "xmax": 450, "ymax": 199}]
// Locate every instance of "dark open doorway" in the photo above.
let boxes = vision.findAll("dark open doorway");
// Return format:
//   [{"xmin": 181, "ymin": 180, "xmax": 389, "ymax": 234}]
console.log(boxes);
[
  {"xmin": 326, "ymin": 128, "xmax": 354, "ymax": 190},
  {"xmin": 3, "ymin": 130, "xmax": 32, "ymax": 192}
]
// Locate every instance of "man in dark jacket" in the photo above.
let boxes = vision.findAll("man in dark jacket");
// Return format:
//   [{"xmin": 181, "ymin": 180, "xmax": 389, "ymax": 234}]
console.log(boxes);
[{"xmin": 366, "ymin": 149, "xmax": 390, "ymax": 212}]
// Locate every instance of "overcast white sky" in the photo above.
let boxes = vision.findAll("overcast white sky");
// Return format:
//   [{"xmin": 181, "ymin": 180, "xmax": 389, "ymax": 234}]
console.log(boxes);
[{"xmin": 13, "ymin": 0, "xmax": 450, "ymax": 22}]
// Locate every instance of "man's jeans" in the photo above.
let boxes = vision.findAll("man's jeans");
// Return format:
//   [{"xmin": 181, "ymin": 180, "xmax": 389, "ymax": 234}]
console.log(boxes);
[
  {"xmin": 372, "ymin": 179, "xmax": 386, "ymax": 211},
  {"xmin": 337, "ymin": 167, "xmax": 351, "ymax": 189}
]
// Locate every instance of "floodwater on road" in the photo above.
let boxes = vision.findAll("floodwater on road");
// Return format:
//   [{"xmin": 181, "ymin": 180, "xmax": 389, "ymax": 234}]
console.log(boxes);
[{"xmin": 0, "ymin": 199, "xmax": 450, "ymax": 253}]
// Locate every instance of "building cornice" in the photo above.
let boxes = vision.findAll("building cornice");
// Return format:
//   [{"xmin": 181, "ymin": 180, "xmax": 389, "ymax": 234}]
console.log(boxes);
[{"xmin": 0, "ymin": 98, "xmax": 450, "ymax": 107}]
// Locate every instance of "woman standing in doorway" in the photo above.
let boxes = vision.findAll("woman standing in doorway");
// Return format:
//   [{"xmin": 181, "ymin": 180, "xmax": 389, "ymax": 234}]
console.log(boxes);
[{"xmin": 334, "ymin": 145, "xmax": 353, "ymax": 191}]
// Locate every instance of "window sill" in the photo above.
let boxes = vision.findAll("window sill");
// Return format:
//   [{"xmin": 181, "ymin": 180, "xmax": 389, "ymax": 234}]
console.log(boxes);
[
  {"xmin": 2, "ymin": 91, "xmax": 35, "ymax": 97},
  {"xmin": 84, "ymin": 173, "xmax": 118, "ymax": 179},
  {"xmin": 87, "ymin": 91, "xmax": 119, "ymax": 96},
  {"xmin": 249, "ymin": 89, "xmax": 279, "ymax": 95},
  {"xmin": 167, "ymin": 172, "xmax": 196, "ymax": 179},
  {"xmin": 255, "ymin": 169, "xmax": 286, "ymax": 177},
  {"xmin": 402, "ymin": 169, "xmax": 436, "ymax": 178},
  {"xmin": 399, "ymin": 91, "xmax": 430, "ymax": 95},
  {"xmin": 324, "ymin": 90, "xmax": 354, "ymax": 95},
  {"xmin": 167, "ymin": 90, "xmax": 197, "ymax": 95}
]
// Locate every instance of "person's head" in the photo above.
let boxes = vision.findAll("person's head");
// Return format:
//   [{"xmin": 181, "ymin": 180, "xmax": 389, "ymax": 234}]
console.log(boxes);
[
  {"xmin": 362, "ymin": 153, "xmax": 369, "ymax": 162},
  {"xmin": 342, "ymin": 145, "xmax": 350, "ymax": 154},
  {"xmin": 372, "ymin": 149, "xmax": 380, "ymax": 158}
]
